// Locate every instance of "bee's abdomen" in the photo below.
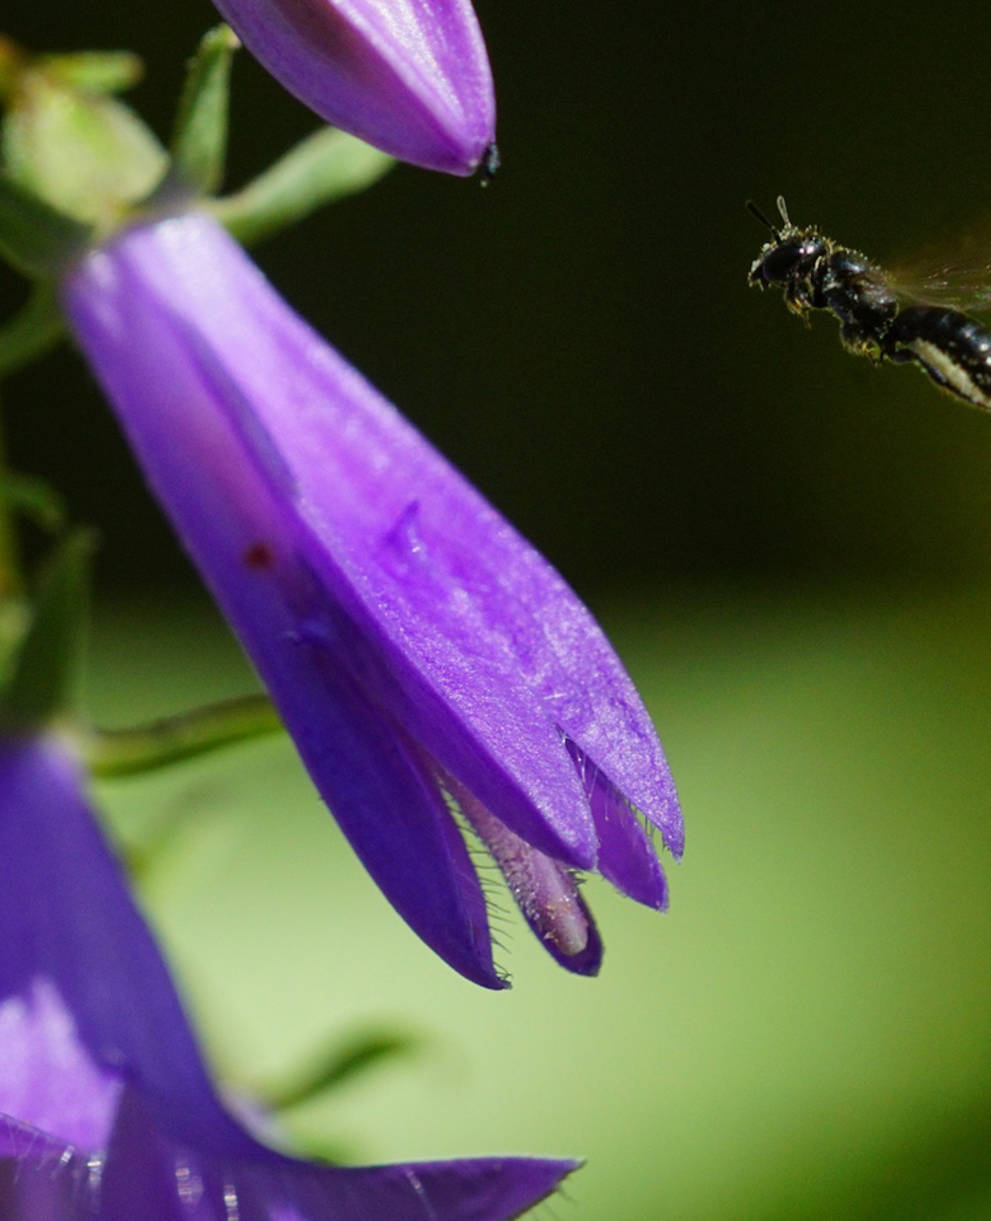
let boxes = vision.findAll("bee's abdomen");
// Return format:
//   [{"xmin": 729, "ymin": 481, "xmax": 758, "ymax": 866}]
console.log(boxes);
[{"xmin": 887, "ymin": 306, "xmax": 991, "ymax": 411}]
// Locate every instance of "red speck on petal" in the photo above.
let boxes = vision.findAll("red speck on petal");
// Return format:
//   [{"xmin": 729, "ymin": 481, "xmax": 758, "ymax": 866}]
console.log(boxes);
[{"xmin": 243, "ymin": 542, "xmax": 274, "ymax": 570}]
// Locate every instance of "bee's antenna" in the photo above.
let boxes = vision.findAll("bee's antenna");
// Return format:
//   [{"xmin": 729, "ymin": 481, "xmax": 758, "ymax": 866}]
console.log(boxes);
[
  {"xmin": 776, "ymin": 196, "xmax": 792, "ymax": 228},
  {"xmin": 746, "ymin": 199, "xmax": 780, "ymax": 240}
]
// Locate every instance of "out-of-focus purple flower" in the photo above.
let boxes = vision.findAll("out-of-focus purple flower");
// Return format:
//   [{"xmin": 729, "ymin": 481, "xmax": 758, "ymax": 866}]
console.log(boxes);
[
  {"xmin": 208, "ymin": 0, "xmax": 495, "ymax": 174},
  {"xmin": 61, "ymin": 212, "xmax": 683, "ymax": 988},
  {"xmin": 0, "ymin": 733, "xmax": 574, "ymax": 1218}
]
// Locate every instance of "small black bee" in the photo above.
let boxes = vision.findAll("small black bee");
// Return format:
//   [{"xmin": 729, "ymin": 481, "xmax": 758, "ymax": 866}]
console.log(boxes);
[{"xmin": 748, "ymin": 197, "xmax": 991, "ymax": 411}]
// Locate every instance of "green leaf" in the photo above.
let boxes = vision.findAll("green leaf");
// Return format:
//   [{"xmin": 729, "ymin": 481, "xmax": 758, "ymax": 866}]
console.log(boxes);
[
  {"xmin": 0, "ymin": 281, "xmax": 64, "ymax": 375},
  {"xmin": 0, "ymin": 468, "xmax": 64, "ymax": 531},
  {"xmin": 210, "ymin": 128, "xmax": 394, "ymax": 246},
  {"xmin": 262, "ymin": 1029, "xmax": 422, "ymax": 1113},
  {"xmin": 0, "ymin": 173, "xmax": 92, "ymax": 277}
]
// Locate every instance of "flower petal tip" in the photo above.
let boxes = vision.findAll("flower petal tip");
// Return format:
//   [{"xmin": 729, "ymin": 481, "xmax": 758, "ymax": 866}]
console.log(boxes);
[
  {"xmin": 209, "ymin": 0, "xmax": 496, "ymax": 174},
  {"xmin": 663, "ymin": 815, "xmax": 685, "ymax": 861},
  {"xmin": 463, "ymin": 960, "xmax": 511, "ymax": 991}
]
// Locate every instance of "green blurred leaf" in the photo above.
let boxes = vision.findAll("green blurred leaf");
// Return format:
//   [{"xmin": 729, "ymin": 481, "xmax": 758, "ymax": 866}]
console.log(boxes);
[
  {"xmin": 0, "ymin": 468, "xmax": 65, "ymax": 530},
  {"xmin": 2, "ymin": 67, "xmax": 166, "ymax": 227},
  {"xmin": 263, "ymin": 1030, "xmax": 422, "ymax": 1113},
  {"xmin": 0, "ymin": 280, "xmax": 64, "ymax": 373},
  {"xmin": 0, "ymin": 173, "xmax": 91, "ymax": 276}
]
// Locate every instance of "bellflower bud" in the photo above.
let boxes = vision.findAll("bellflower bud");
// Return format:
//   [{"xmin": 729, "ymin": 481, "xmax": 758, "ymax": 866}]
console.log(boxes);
[
  {"xmin": 61, "ymin": 212, "xmax": 683, "ymax": 987},
  {"xmin": 208, "ymin": 0, "xmax": 495, "ymax": 174}
]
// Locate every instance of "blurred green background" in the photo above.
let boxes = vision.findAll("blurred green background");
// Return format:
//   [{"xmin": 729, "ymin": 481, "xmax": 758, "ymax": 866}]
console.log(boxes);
[
  {"xmin": 89, "ymin": 586, "xmax": 991, "ymax": 1220},
  {"xmin": 4, "ymin": 0, "xmax": 991, "ymax": 1216}
]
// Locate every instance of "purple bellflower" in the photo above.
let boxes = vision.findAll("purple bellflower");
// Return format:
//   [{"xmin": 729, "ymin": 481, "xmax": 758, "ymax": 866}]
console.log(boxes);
[
  {"xmin": 61, "ymin": 212, "xmax": 683, "ymax": 989},
  {"xmin": 0, "ymin": 732, "xmax": 574, "ymax": 1218},
  {"xmin": 207, "ymin": 0, "xmax": 495, "ymax": 174}
]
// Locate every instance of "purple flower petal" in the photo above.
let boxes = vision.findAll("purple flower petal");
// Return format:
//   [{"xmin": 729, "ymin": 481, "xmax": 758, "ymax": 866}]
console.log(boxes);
[
  {"xmin": 568, "ymin": 742, "xmax": 668, "ymax": 909},
  {"xmin": 208, "ymin": 0, "xmax": 495, "ymax": 174},
  {"xmin": 0, "ymin": 735, "xmax": 576, "ymax": 1218},
  {"xmin": 61, "ymin": 211, "xmax": 683, "ymax": 979},
  {"xmin": 240, "ymin": 633, "xmax": 503, "ymax": 987}
]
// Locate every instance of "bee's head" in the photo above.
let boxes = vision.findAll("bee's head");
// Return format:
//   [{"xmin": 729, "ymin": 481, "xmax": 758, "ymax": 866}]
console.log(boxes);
[{"xmin": 746, "ymin": 197, "xmax": 827, "ymax": 291}]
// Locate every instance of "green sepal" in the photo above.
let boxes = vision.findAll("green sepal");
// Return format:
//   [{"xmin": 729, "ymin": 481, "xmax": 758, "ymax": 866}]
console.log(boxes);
[
  {"xmin": 0, "ymin": 173, "xmax": 92, "ymax": 277},
  {"xmin": 166, "ymin": 26, "xmax": 239, "ymax": 197},
  {"xmin": 35, "ymin": 51, "xmax": 145, "ymax": 97},
  {"xmin": 2, "ymin": 64, "xmax": 166, "ymax": 229},
  {"xmin": 0, "ymin": 529, "xmax": 95, "ymax": 731},
  {"xmin": 210, "ymin": 128, "xmax": 394, "ymax": 247},
  {"xmin": 0, "ymin": 280, "xmax": 64, "ymax": 375}
]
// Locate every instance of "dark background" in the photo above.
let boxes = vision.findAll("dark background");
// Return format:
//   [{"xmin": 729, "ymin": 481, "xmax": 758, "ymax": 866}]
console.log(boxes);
[{"xmin": 3, "ymin": 0, "xmax": 991, "ymax": 595}]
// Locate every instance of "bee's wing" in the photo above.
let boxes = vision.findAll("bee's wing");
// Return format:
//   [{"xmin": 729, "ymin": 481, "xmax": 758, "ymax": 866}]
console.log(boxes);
[
  {"xmin": 887, "ymin": 263, "xmax": 991, "ymax": 312},
  {"xmin": 886, "ymin": 219, "xmax": 991, "ymax": 313}
]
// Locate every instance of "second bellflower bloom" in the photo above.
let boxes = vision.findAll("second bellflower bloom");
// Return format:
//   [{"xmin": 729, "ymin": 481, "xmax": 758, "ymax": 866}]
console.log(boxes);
[
  {"xmin": 208, "ymin": 0, "xmax": 495, "ymax": 174},
  {"xmin": 61, "ymin": 212, "xmax": 683, "ymax": 988},
  {"xmin": 0, "ymin": 733, "xmax": 574, "ymax": 1218}
]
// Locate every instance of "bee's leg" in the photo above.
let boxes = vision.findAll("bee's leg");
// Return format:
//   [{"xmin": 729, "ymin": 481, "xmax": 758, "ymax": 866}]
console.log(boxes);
[
  {"xmin": 783, "ymin": 285, "xmax": 812, "ymax": 325},
  {"xmin": 838, "ymin": 321, "xmax": 881, "ymax": 362}
]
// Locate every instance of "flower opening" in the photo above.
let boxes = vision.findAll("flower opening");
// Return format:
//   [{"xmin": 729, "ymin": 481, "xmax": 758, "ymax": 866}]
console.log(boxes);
[{"xmin": 0, "ymin": 733, "xmax": 576, "ymax": 1218}]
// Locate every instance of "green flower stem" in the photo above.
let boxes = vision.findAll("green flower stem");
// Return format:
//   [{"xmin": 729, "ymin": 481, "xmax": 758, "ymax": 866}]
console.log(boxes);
[
  {"xmin": 0, "ymin": 390, "xmax": 21, "ymax": 599},
  {"xmin": 80, "ymin": 692, "xmax": 283, "ymax": 777},
  {"xmin": 0, "ymin": 529, "xmax": 94, "ymax": 726},
  {"xmin": 0, "ymin": 281, "xmax": 64, "ymax": 377},
  {"xmin": 209, "ymin": 127, "xmax": 393, "ymax": 247}
]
